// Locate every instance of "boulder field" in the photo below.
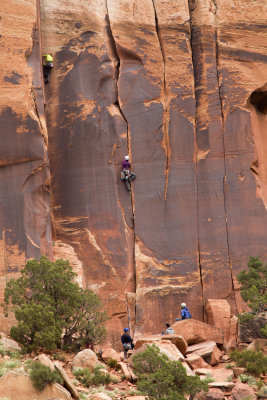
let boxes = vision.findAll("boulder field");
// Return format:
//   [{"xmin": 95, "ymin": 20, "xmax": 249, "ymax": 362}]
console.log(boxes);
[
  {"xmin": 0, "ymin": 0, "xmax": 267, "ymax": 338},
  {"xmin": 0, "ymin": 322, "xmax": 265, "ymax": 400}
]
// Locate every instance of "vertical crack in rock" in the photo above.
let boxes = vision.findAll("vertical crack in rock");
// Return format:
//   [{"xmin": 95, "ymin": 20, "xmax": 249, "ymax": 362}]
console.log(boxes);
[
  {"xmin": 213, "ymin": 0, "xmax": 238, "ymax": 311},
  {"xmin": 151, "ymin": 0, "xmax": 170, "ymax": 200},
  {"xmin": 31, "ymin": 88, "xmax": 47, "ymax": 146},
  {"xmin": 28, "ymin": 1, "xmax": 48, "ymax": 146},
  {"xmin": 105, "ymin": 1, "xmax": 137, "ymax": 319},
  {"xmin": 188, "ymin": 0, "xmax": 237, "ymax": 313},
  {"xmin": 31, "ymin": 88, "xmax": 40, "ymax": 122},
  {"xmin": 188, "ymin": 1, "xmax": 205, "ymax": 318}
]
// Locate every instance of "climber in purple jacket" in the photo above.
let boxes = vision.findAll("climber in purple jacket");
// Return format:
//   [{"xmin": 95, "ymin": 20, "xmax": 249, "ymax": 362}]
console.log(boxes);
[{"xmin": 121, "ymin": 155, "xmax": 136, "ymax": 192}]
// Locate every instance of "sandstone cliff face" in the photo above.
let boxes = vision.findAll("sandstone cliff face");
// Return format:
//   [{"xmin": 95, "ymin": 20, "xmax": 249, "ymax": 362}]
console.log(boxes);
[
  {"xmin": 0, "ymin": 0, "xmax": 52, "ymax": 330},
  {"xmin": 1, "ymin": 0, "xmax": 266, "ymax": 340}
]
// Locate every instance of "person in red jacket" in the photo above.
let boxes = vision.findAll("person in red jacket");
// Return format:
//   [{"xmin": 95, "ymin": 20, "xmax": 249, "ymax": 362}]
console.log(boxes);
[{"xmin": 121, "ymin": 155, "xmax": 136, "ymax": 192}]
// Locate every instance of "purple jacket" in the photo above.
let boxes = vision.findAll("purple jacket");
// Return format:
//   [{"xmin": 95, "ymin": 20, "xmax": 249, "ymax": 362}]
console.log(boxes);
[{"xmin": 122, "ymin": 160, "xmax": 131, "ymax": 170}]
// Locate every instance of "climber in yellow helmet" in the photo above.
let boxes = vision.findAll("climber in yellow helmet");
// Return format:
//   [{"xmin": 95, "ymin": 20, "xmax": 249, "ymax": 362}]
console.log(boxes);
[{"xmin": 42, "ymin": 54, "xmax": 54, "ymax": 84}]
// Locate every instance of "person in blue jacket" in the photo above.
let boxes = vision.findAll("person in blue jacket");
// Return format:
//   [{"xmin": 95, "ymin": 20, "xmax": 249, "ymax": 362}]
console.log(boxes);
[{"xmin": 180, "ymin": 303, "xmax": 192, "ymax": 319}]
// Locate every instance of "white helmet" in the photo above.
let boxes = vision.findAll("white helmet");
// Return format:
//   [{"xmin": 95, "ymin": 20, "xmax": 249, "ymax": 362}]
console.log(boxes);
[
  {"xmin": 181, "ymin": 303, "xmax": 186, "ymax": 308},
  {"xmin": 125, "ymin": 155, "xmax": 129, "ymax": 161}
]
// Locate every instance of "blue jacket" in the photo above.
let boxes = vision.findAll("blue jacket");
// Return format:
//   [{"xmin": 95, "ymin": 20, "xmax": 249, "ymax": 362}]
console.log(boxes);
[{"xmin": 181, "ymin": 307, "xmax": 191, "ymax": 319}]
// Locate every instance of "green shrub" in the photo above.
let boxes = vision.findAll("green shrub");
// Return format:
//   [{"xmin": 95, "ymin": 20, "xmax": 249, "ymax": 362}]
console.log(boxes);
[
  {"xmin": 261, "ymin": 324, "xmax": 267, "ymax": 338},
  {"xmin": 230, "ymin": 349, "xmax": 267, "ymax": 376},
  {"xmin": 0, "ymin": 360, "xmax": 20, "ymax": 377},
  {"xmin": 238, "ymin": 374, "xmax": 257, "ymax": 386},
  {"xmin": 203, "ymin": 374, "xmax": 215, "ymax": 384},
  {"xmin": 257, "ymin": 379, "xmax": 265, "ymax": 391},
  {"xmin": 237, "ymin": 257, "xmax": 267, "ymax": 339},
  {"xmin": 79, "ymin": 393, "xmax": 88, "ymax": 400},
  {"xmin": 52, "ymin": 352, "xmax": 66, "ymax": 362},
  {"xmin": 128, "ymin": 389, "xmax": 142, "ymax": 396},
  {"xmin": 237, "ymin": 257, "xmax": 267, "ymax": 313},
  {"xmin": 5, "ymin": 350, "xmax": 21, "ymax": 359},
  {"xmin": 241, "ymin": 396, "xmax": 255, "ymax": 400},
  {"xmin": 132, "ymin": 344, "xmax": 208, "ymax": 400},
  {"xmin": 225, "ymin": 363, "xmax": 234, "ymax": 369},
  {"xmin": 238, "ymin": 313, "xmax": 254, "ymax": 324},
  {"xmin": 3, "ymin": 257, "xmax": 106, "ymax": 352},
  {"xmin": 257, "ymin": 385, "xmax": 267, "ymax": 398},
  {"xmin": 110, "ymin": 375, "xmax": 118, "ymax": 383},
  {"xmin": 93, "ymin": 367, "xmax": 112, "ymax": 386},
  {"xmin": 0, "ymin": 347, "xmax": 19, "ymax": 359},
  {"xmin": 28, "ymin": 361, "xmax": 62, "ymax": 391},
  {"xmin": 239, "ymin": 374, "xmax": 251, "ymax": 383},
  {"xmin": 107, "ymin": 359, "xmax": 118, "ymax": 369},
  {"xmin": 73, "ymin": 365, "xmax": 111, "ymax": 387}
]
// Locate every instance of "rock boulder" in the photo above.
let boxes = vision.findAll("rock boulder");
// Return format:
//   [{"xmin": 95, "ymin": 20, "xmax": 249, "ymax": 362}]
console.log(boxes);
[
  {"xmin": 193, "ymin": 389, "xmax": 225, "ymax": 400},
  {"xmin": 37, "ymin": 354, "xmax": 55, "ymax": 370},
  {"xmin": 90, "ymin": 393, "xmax": 112, "ymax": 400},
  {"xmin": 125, "ymin": 397, "xmax": 147, "ymax": 400},
  {"xmin": 118, "ymin": 361, "xmax": 132, "ymax": 381},
  {"xmin": 0, "ymin": 371, "xmax": 71, "ymax": 400},
  {"xmin": 247, "ymin": 339, "xmax": 267, "ymax": 354},
  {"xmin": 210, "ymin": 346, "xmax": 223, "ymax": 366},
  {"xmin": 211, "ymin": 367, "xmax": 234, "ymax": 382},
  {"xmin": 187, "ymin": 341, "xmax": 222, "ymax": 365},
  {"xmin": 206, "ymin": 388, "xmax": 225, "ymax": 400},
  {"xmin": 231, "ymin": 382, "xmax": 257, "ymax": 400},
  {"xmin": 180, "ymin": 360, "xmax": 195, "ymax": 376},
  {"xmin": 54, "ymin": 361, "xmax": 79, "ymax": 400},
  {"xmin": 101, "ymin": 347, "xmax": 121, "ymax": 363},
  {"xmin": 186, "ymin": 341, "xmax": 217, "ymax": 355},
  {"xmin": 185, "ymin": 353, "xmax": 210, "ymax": 369},
  {"xmin": 134, "ymin": 334, "xmax": 187, "ymax": 355},
  {"xmin": 173, "ymin": 320, "xmax": 224, "ymax": 345},
  {"xmin": 233, "ymin": 367, "xmax": 246, "ymax": 378},
  {"xmin": 208, "ymin": 382, "xmax": 234, "ymax": 392},
  {"xmin": 205, "ymin": 299, "xmax": 232, "ymax": 342},
  {"xmin": 72, "ymin": 349, "xmax": 98, "ymax": 371},
  {"xmin": 0, "ymin": 337, "xmax": 21, "ymax": 352},
  {"xmin": 131, "ymin": 341, "xmax": 184, "ymax": 363}
]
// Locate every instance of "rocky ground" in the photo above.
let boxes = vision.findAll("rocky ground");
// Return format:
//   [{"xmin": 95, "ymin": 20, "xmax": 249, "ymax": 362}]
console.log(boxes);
[{"xmin": 0, "ymin": 318, "xmax": 266, "ymax": 400}]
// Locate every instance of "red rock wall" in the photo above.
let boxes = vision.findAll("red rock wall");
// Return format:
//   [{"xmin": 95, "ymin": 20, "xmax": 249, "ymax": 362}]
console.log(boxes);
[
  {"xmin": 0, "ymin": 0, "xmax": 52, "ymax": 331},
  {"xmin": 1, "ymin": 0, "xmax": 267, "ymax": 340}
]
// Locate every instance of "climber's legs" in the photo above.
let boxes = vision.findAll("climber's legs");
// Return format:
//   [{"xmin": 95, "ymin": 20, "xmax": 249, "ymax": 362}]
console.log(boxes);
[
  {"xmin": 43, "ymin": 63, "xmax": 53, "ymax": 83},
  {"xmin": 129, "ymin": 172, "xmax": 136, "ymax": 182},
  {"xmin": 125, "ymin": 178, "xmax": 131, "ymax": 192}
]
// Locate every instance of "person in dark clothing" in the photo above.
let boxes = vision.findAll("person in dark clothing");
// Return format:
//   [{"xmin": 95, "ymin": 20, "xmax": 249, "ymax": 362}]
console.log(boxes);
[
  {"xmin": 43, "ymin": 54, "xmax": 54, "ymax": 83},
  {"xmin": 121, "ymin": 327, "xmax": 134, "ymax": 359},
  {"xmin": 121, "ymin": 155, "xmax": 136, "ymax": 192}
]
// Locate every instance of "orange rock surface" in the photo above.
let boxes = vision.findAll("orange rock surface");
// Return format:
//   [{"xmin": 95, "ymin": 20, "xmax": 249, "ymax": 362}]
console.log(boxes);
[{"xmin": 0, "ymin": 0, "xmax": 267, "ymax": 341}]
